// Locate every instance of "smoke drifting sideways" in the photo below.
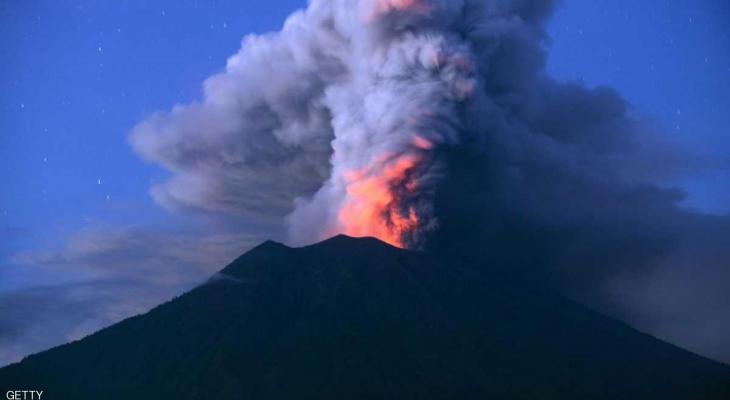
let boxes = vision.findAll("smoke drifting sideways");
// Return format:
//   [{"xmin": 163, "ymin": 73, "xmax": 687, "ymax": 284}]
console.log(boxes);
[{"xmin": 130, "ymin": 0, "xmax": 730, "ymax": 362}]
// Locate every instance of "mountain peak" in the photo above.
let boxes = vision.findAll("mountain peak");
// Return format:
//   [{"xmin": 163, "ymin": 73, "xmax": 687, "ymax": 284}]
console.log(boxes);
[
  {"xmin": 256, "ymin": 238, "xmax": 289, "ymax": 249},
  {"xmin": 2, "ymin": 234, "xmax": 729, "ymax": 399},
  {"xmin": 309, "ymin": 234, "xmax": 401, "ymax": 251},
  {"xmin": 248, "ymin": 234, "xmax": 392, "ymax": 255}
]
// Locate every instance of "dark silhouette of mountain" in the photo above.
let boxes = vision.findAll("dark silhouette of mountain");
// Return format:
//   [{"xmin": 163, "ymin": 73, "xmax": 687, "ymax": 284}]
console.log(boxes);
[{"xmin": 1, "ymin": 235, "xmax": 728, "ymax": 399}]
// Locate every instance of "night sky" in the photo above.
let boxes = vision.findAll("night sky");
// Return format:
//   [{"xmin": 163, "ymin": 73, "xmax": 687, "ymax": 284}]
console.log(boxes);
[{"xmin": 1, "ymin": 0, "xmax": 729, "ymax": 366}]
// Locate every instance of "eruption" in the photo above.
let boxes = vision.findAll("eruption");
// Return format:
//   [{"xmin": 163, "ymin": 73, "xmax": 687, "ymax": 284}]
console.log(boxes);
[
  {"xmin": 132, "ymin": 0, "xmax": 481, "ymax": 249},
  {"xmin": 338, "ymin": 154, "xmax": 423, "ymax": 248},
  {"xmin": 130, "ymin": 0, "xmax": 730, "ymax": 362}
]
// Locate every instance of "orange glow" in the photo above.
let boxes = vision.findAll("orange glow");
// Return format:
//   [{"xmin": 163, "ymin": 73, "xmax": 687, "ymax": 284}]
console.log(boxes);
[
  {"xmin": 338, "ymin": 154, "xmax": 422, "ymax": 248},
  {"xmin": 411, "ymin": 135, "xmax": 434, "ymax": 150},
  {"xmin": 371, "ymin": 0, "xmax": 431, "ymax": 17}
]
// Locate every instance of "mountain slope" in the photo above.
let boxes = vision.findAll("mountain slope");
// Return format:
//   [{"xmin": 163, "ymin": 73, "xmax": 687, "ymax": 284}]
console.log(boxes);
[{"xmin": 1, "ymin": 235, "xmax": 728, "ymax": 399}]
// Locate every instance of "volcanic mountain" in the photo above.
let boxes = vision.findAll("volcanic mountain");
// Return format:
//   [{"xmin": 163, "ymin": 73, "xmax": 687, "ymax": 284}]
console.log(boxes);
[{"xmin": 1, "ymin": 235, "xmax": 728, "ymax": 399}]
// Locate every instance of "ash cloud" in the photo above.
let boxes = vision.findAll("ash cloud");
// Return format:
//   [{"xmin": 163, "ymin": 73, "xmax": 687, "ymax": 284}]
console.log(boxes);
[
  {"xmin": 130, "ymin": 0, "xmax": 730, "ymax": 362},
  {"xmin": 0, "ymin": 227, "xmax": 260, "ymax": 367}
]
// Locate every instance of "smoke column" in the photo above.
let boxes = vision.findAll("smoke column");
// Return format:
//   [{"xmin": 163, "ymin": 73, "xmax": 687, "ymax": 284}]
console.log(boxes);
[
  {"xmin": 131, "ymin": 0, "xmax": 730, "ymax": 362},
  {"xmin": 132, "ymin": 0, "xmax": 525, "ymax": 248},
  {"xmin": 285, "ymin": 0, "xmax": 489, "ymax": 248}
]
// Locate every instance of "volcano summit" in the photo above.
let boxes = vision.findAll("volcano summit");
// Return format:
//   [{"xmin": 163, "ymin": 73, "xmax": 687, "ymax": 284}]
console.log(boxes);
[{"xmin": 1, "ymin": 235, "xmax": 728, "ymax": 399}]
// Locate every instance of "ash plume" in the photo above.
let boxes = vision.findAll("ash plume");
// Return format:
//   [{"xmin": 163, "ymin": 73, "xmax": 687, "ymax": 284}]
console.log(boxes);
[{"xmin": 130, "ymin": 0, "xmax": 730, "ymax": 362}]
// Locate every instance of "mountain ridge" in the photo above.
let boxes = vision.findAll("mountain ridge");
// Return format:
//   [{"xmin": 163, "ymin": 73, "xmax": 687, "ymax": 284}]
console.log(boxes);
[{"xmin": 1, "ymin": 235, "xmax": 728, "ymax": 399}]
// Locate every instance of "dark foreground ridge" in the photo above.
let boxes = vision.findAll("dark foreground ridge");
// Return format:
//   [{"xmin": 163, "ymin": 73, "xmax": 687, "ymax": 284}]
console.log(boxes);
[{"xmin": 1, "ymin": 235, "xmax": 729, "ymax": 399}]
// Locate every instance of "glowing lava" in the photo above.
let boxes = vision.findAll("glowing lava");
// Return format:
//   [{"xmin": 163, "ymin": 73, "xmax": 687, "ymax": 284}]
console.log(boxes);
[{"xmin": 338, "ymin": 154, "xmax": 423, "ymax": 248}]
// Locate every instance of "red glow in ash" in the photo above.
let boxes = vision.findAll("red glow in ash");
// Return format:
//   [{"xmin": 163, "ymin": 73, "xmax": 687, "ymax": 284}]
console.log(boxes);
[
  {"xmin": 371, "ymin": 0, "xmax": 431, "ymax": 18},
  {"xmin": 411, "ymin": 135, "xmax": 434, "ymax": 150},
  {"xmin": 338, "ymin": 154, "xmax": 423, "ymax": 248}
]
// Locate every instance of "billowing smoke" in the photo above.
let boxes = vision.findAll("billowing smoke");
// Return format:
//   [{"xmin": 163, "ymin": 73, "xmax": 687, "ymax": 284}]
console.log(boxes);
[
  {"xmin": 131, "ymin": 0, "xmax": 508, "ymax": 248},
  {"xmin": 130, "ymin": 0, "xmax": 730, "ymax": 362}
]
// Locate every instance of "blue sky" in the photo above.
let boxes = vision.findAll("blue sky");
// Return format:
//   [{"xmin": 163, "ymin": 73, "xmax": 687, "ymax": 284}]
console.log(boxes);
[
  {"xmin": 1, "ymin": 0, "xmax": 729, "ymax": 364},
  {"xmin": 547, "ymin": 0, "xmax": 730, "ymax": 214},
  {"xmin": 1, "ymin": 1, "xmax": 305, "ymax": 260}
]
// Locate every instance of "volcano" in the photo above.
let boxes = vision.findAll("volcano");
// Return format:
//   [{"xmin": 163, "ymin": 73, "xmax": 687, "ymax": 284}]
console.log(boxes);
[{"xmin": 1, "ymin": 235, "xmax": 728, "ymax": 399}]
